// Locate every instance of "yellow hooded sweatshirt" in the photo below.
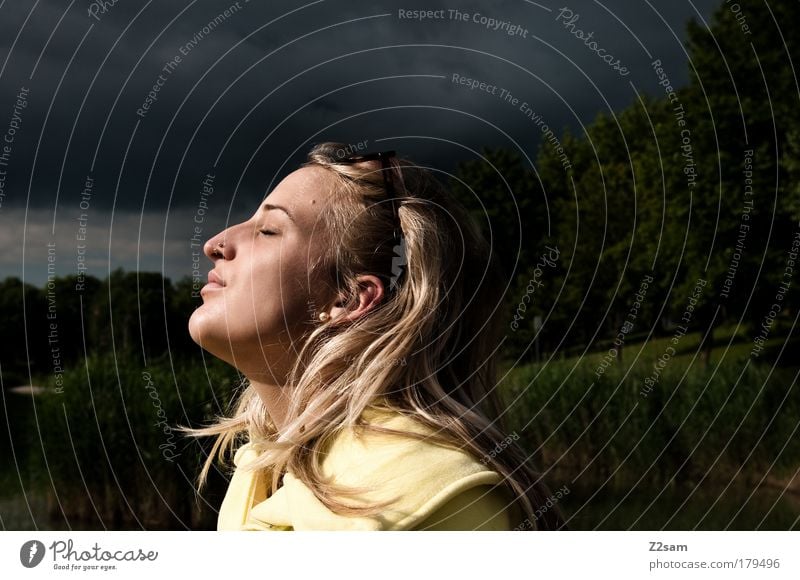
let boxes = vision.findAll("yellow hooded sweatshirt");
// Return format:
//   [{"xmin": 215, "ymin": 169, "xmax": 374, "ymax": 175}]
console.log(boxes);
[{"xmin": 216, "ymin": 405, "xmax": 529, "ymax": 531}]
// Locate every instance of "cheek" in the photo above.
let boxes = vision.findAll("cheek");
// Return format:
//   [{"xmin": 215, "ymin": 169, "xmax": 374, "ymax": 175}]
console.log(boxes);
[
  {"xmin": 265, "ymin": 249, "xmax": 320, "ymax": 320},
  {"xmin": 209, "ymin": 271, "xmax": 312, "ymax": 338}
]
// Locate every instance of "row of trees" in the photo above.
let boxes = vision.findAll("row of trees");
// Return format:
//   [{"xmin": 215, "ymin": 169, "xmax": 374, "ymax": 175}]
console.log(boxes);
[
  {"xmin": 0, "ymin": 272, "xmax": 201, "ymax": 386},
  {"xmin": 450, "ymin": 0, "xmax": 799, "ymax": 362}
]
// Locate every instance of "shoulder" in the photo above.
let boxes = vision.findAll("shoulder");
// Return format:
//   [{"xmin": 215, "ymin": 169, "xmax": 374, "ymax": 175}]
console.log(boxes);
[
  {"xmin": 412, "ymin": 484, "xmax": 522, "ymax": 530},
  {"xmin": 316, "ymin": 406, "xmax": 517, "ymax": 530},
  {"xmin": 227, "ymin": 406, "xmax": 524, "ymax": 531}
]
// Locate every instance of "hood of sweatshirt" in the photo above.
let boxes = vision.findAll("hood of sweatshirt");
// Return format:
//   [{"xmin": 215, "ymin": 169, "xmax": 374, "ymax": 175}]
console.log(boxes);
[{"xmin": 216, "ymin": 405, "xmax": 513, "ymax": 530}]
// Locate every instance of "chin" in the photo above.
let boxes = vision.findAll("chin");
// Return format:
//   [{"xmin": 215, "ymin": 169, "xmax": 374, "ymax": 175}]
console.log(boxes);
[
  {"xmin": 188, "ymin": 310, "xmax": 219, "ymax": 351},
  {"xmin": 187, "ymin": 309, "xmax": 203, "ymax": 343},
  {"xmin": 189, "ymin": 311, "xmax": 243, "ymax": 365}
]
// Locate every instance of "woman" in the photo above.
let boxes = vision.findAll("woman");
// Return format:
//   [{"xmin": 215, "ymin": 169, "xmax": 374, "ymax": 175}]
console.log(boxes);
[{"xmin": 184, "ymin": 142, "xmax": 565, "ymax": 531}]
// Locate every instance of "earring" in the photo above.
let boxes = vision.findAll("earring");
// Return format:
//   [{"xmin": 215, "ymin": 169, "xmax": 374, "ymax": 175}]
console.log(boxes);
[{"xmin": 318, "ymin": 312, "xmax": 330, "ymax": 322}]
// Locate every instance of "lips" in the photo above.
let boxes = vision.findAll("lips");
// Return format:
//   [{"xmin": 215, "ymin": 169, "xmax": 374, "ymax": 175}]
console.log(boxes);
[
  {"xmin": 207, "ymin": 271, "xmax": 224, "ymax": 287},
  {"xmin": 201, "ymin": 270, "xmax": 225, "ymax": 295}
]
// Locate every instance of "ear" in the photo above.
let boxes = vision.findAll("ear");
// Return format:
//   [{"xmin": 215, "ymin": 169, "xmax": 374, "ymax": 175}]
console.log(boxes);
[{"xmin": 327, "ymin": 275, "xmax": 386, "ymax": 323}]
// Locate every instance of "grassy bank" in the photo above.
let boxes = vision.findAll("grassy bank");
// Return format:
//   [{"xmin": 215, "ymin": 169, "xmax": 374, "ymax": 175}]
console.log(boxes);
[
  {"xmin": 23, "ymin": 351, "xmax": 240, "ymax": 529},
  {"xmin": 499, "ymin": 330, "xmax": 799, "ymax": 491},
  {"xmin": 4, "ymin": 326, "xmax": 797, "ymax": 529}
]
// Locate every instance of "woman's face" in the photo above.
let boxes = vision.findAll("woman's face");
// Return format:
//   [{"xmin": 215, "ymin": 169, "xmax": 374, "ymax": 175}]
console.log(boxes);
[{"xmin": 188, "ymin": 165, "xmax": 335, "ymax": 376}]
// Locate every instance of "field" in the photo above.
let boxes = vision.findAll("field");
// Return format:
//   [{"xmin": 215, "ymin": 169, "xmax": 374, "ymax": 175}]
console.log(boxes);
[{"xmin": 1, "ymin": 324, "xmax": 797, "ymax": 529}]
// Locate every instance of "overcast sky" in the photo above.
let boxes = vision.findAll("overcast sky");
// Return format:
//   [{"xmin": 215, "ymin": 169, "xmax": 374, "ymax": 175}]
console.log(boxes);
[{"xmin": 0, "ymin": 0, "xmax": 721, "ymax": 286}]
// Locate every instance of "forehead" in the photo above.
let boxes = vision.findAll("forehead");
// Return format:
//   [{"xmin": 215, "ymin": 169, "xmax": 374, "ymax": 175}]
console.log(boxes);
[{"xmin": 261, "ymin": 165, "xmax": 333, "ymax": 227}]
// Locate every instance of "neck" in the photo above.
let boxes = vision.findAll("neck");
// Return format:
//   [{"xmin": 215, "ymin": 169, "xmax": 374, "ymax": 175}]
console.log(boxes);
[
  {"xmin": 248, "ymin": 377, "xmax": 291, "ymax": 432},
  {"xmin": 241, "ymin": 343, "xmax": 297, "ymax": 433}
]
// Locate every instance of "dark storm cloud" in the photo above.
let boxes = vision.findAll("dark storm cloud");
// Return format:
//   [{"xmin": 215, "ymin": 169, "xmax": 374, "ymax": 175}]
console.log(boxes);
[{"xmin": 0, "ymin": 0, "xmax": 721, "ymax": 284}]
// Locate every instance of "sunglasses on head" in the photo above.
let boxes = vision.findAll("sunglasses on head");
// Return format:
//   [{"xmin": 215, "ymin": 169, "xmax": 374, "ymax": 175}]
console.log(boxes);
[
  {"xmin": 337, "ymin": 149, "xmax": 405, "ymax": 291},
  {"xmin": 337, "ymin": 150, "xmax": 401, "ymax": 242}
]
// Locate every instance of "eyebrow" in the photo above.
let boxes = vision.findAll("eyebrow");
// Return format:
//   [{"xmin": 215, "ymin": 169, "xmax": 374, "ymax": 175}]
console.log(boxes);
[{"xmin": 261, "ymin": 202, "xmax": 295, "ymax": 223}]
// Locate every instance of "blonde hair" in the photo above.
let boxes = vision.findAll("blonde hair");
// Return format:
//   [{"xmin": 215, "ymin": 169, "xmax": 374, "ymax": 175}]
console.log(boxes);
[{"xmin": 182, "ymin": 142, "xmax": 565, "ymax": 530}]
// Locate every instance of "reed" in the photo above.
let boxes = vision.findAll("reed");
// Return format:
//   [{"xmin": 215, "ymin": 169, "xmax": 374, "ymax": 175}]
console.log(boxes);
[{"xmin": 31, "ymin": 350, "xmax": 239, "ymax": 529}]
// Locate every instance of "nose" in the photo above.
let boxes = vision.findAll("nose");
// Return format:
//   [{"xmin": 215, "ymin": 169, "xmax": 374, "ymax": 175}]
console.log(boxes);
[{"xmin": 203, "ymin": 229, "xmax": 232, "ymax": 261}]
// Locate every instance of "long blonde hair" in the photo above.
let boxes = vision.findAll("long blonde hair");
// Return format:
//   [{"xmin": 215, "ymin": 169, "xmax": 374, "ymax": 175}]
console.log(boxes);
[{"xmin": 183, "ymin": 142, "xmax": 566, "ymax": 530}]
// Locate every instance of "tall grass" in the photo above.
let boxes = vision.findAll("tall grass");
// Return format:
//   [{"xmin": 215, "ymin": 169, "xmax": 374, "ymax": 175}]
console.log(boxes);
[
  {"xmin": 24, "ymin": 345, "xmax": 799, "ymax": 529},
  {"xmin": 31, "ymin": 351, "xmax": 239, "ymax": 529},
  {"xmin": 499, "ymin": 354, "xmax": 799, "ymax": 488}
]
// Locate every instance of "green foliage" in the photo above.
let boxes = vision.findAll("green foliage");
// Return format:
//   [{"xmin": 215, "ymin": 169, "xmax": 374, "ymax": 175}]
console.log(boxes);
[
  {"xmin": 449, "ymin": 147, "xmax": 547, "ymax": 279},
  {"xmin": 0, "ymin": 277, "xmax": 47, "ymax": 385},
  {"xmin": 31, "ymin": 351, "xmax": 240, "ymax": 529},
  {"xmin": 449, "ymin": 1, "xmax": 800, "ymax": 362},
  {"xmin": 500, "ymin": 355, "xmax": 799, "ymax": 487}
]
